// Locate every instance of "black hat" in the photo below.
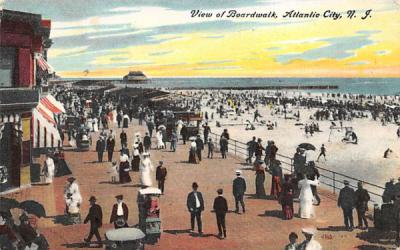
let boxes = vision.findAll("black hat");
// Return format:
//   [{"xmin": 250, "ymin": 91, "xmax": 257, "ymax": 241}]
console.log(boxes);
[
  {"xmin": 89, "ymin": 196, "xmax": 97, "ymax": 202},
  {"xmin": 217, "ymin": 188, "xmax": 223, "ymax": 194},
  {"xmin": 115, "ymin": 195, "xmax": 123, "ymax": 200},
  {"xmin": 67, "ymin": 177, "xmax": 76, "ymax": 182},
  {"xmin": 192, "ymin": 182, "xmax": 198, "ymax": 189}
]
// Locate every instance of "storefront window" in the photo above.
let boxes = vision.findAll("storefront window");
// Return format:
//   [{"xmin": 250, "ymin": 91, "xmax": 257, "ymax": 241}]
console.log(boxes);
[{"xmin": 0, "ymin": 47, "xmax": 16, "ymax": 88}]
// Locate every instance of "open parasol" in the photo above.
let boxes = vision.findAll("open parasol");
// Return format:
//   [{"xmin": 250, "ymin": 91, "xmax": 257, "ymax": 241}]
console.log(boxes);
[
  {"xmin": 19, "ymin": 200, "xmax": 46, "ymax": 218},
  {"xmin": 298, "ymin": 143, "xmax": 316, "ymax": 151}
]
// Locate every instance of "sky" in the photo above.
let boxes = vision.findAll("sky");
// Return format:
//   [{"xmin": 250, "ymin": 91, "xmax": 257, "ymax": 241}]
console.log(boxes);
[{"xmin": 1, "ymin": 0, "xmax": 400, "ymax": 78}]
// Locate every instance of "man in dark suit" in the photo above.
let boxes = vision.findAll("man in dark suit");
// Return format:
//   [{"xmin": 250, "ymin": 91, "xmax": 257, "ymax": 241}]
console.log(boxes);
[
  {"xmin": 203, "ymin": 123, "xmax": 211, "ymax": 143},
  {"xmin": 106, "ymin": 136, "xmax": 115, "ymax": 162},
  {"xmin": 84, "ymin": 196, "xmax": 103, "ymax": 246},
  {"xmin": 143, "ymin": 132, "xmax": 151, "ymax": 151},
  {"xmin": 233, "ymin": 170, "xmax": 246, "ymax": 213},
  {"xmin": 156, "ymin": 161, "xmax": 167, "ymax": 194},
  {"xmin": 195, "ymin": 135, "xmax": 204, "ymax": 161},
  {"xmin": 355, "ymin": 181, "xmax": 370, "ymax": 229},
  {"xmin": 186, "ymin": 182, "xmax": 204, "ymax": 236},
  {"xmin": 96, "ymin": 137, "xmax": 105, "ymax": 162},
  {"xmin": 338, "ymin": 180, "xmax": 356, "ymax": 231},
  {"xmin": 110, "ymin": 195, "xmax": 129, "ymax": 229},
  {"xmin": 120, "ymin": 130, "xmax": 127, "ymax": 148},
  {"xmin": 213, "ymin": 189, "xmax": 228, "ymax": 239}
]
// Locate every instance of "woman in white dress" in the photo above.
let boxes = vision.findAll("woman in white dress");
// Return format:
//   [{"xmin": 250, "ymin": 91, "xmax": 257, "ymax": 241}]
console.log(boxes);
[
  {"xmin": 139, "ymin": 152, "xmax": 154, "ymax": 187},
  {"xmin": 156, "ymin": 130, "xmax": 165, "ymax": 149},
  {"xmin": 176, "ymin": 120, "xmax": 183, "ymax": 137},
  {"xmin": 93, "ymin": 117, "xmax": 99, "ymax": 132},
  {"xmin": 43, "ymin": 155, "xmax": 55, "ymax": 183},
  {"xmin": 298, "ymin": 174, "xmax": 319, "ymax": 219}
]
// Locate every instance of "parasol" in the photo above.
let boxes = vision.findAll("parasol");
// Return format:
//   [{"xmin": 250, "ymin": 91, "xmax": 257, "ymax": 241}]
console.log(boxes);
[
  {"xmin": 19, "ymin": 200, "xmax": 46, "ymax": 218},
  {"xmin": 0, "ymin": 197, "xmax": 20, "ymax": 212},
  {"xmin": 298, "ymin": 143, "xmax": 316, "ymax": 151}
]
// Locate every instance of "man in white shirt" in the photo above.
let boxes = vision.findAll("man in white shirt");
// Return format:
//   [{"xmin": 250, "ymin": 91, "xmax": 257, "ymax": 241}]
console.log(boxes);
[
  {"xmin": 110, "ymin": 195, "xmax": 129, "ymax": 228},
  {"xmin": 186, "ymin": 182, "xmax": 205, "ymax": 236}
]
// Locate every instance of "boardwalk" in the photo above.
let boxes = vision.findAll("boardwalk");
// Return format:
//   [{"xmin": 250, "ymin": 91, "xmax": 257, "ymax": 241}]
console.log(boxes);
[{"xmin": 4, "ymin": 120, "xmax": 396, "ymax": 249}]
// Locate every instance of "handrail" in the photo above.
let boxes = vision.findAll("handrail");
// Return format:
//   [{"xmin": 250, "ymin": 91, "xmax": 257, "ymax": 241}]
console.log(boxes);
[{"xmin": 209, "ymin": 131, "xmax": 385, "ymax": 204}]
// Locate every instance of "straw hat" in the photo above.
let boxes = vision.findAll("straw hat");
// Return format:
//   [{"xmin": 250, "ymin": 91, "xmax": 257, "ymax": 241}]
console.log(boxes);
[{"xmin": 302, "ymin": 227, "xmax": 316, "ymax": 235}]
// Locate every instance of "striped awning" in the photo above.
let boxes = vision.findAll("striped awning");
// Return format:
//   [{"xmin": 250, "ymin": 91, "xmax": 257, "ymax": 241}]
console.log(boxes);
[
  {"xmin": 40, "ymin": 94, "xmax": 65, "ymax": 114},
  {"xmin": 32, "ymin": 108, "xmax": 61, "ymax": 148},
  {"xmin": 36, "ymin": 54, "xmax": 54, "ymax": 74},
  {"xmin": 36, "ymin": 103, "xmax": 56, "ymax": 125}
]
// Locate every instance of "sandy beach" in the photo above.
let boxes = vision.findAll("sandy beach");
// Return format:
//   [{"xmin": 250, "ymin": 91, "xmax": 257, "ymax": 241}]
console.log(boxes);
[{"xmin": 171, "ymin": 89, "xmax": 400, "ymax": 203}]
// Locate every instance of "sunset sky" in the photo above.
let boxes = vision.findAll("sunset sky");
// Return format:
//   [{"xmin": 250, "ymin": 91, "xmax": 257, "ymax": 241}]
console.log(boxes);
[{"xmin": 2, "ymin": 0, "xmax": 400, "ymax": 78}]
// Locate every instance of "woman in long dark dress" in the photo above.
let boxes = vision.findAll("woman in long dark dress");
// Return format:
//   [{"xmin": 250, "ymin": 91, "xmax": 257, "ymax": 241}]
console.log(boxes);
[
  {"xmin": 279, "ymin": 174, "xmax": 294, "ymax": 220},
  {"xmin": 131, "ymin": 144, "xmax": 141, "ymax": 172},
  {"xmin": 119, "ymin": 155, "xmax": 132, "ymax": 183},
  {"xmin": 54, "ymin": 149, "xmax": 72, "ymax": 177},
  {"xmin": 188, "ymin": 139, "xmax": 198, "ymax": 164},
  {"xmin": 254, "ymin": 160, "xmax": 266, "ymax": 198}
]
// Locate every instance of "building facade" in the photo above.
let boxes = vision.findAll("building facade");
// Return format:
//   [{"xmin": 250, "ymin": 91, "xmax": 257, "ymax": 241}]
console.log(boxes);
[{"xmin": 0, "ymin": 9, "xmax": 53, "ymax": 192}]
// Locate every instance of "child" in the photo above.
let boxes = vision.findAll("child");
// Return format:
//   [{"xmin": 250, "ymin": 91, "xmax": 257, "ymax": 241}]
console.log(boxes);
[
  {"xmin": 108, "ymin": 162, "xmax": 119, "ymax": 183},
  {"xmin": 284, "ymin": 232, "xmax": 298, "ymax": 250},
  {"xmin": 208, "ymin": 138, "xmax": 214, "ymax": 159}
]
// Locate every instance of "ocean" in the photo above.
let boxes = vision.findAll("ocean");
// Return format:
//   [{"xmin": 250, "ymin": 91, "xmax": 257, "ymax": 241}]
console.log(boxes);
[{"xmin": 66, "ymin": 77, "xmax": 400, "ymax": 95}]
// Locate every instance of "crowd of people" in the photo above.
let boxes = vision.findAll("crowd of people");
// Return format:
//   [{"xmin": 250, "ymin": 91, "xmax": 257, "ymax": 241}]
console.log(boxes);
[{"xmin": 3, "ymin": 84, "xmax": 399, "ymax": 249}]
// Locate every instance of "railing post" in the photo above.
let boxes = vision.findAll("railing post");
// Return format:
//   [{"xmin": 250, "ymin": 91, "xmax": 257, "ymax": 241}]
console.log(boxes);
[
  {"xmin": 235, "ymin": 140, "xmax": 237, "ymax": 156},
  {"xmin": 333, "ymin": 172, "xmax": 336, "ymax": 194},
  {"xmin": 290, "ymin": 158, "xmax": 293, "ymax": 174}
]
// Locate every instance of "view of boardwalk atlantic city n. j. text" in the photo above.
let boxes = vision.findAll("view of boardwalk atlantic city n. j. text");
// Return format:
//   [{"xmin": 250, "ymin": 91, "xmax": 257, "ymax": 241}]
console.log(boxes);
[{"xmin": 0, "ymin": 0, "xmax": 399, "ymax": 249}]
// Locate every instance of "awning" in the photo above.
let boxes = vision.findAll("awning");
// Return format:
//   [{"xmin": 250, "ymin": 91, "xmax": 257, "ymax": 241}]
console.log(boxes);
[
  {"xmin": 40, "ymin": 94, "xmax": 65, "ymax": 114},
  {"xmin": 36, "ymin": 54, "xmax": 54, "ymax": 74},
  {"xmin": 32, "ymin": 108, "xmax": 61, "ymax": 148},
  {"xmin": 36, "ymin": 102, "xmax": 56, "ymax": 125}
]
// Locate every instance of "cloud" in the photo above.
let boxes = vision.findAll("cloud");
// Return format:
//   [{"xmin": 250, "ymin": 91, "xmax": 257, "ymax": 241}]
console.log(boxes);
[
  {"xmin": 204, "ymin": 35, "xmax": 224, "ymax": 39},
  {"xmin": 276, "ymin": 31, "xmax": 377, "ymax": 63},
  {"xmin": 159, "ymin": 63, "xmax": 187, "ymax": 66},
  {"xmin": 149, "ymin": 50, "xmax": 173, "ymax": 56},
  {"xmin": 87, "ymin": 29, "xmax": 151, "ymax": 39},
  {"xmin": 47, "ymin": 46, "xmax": 89, "ymax": 58},
  {"xmin": 92, "ymin": 60, "xmax": 154, "ymax": 67},
  {"xmin": 110, "ymin": 57, "xmax": 130, "ymax": 61},
  {"xmin": 376, "ymin": 50, "xmax": 390, "ymax": 55},
  {"xmin": 192, "ymin": 66, "xmax": 241, "ymax": 70},
  {"xmin": 198, "ymin": 60, "xmax": 235, "ymax": 65},
  {"xmin": 348, "ymin": 61, "xmax": 370, "ymax": 65},
  {"xmin": 265, "ymin": 46, "xmax": 280, "ymax": 51}
]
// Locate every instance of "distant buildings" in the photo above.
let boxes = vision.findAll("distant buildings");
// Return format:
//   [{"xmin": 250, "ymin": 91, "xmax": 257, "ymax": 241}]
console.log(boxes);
[{"xmin": 0, "ymin": 9, "xmax": 56, "ymax": 193}]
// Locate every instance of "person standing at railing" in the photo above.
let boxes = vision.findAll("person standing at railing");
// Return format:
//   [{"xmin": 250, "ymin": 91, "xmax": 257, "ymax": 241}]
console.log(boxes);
[
  {"xmin": 355, "ymin": 181, "xmax": 370, "ymax": 230},
  {"xmin": 337, "ymin": 180, "xmax": 356, "ymax": 231},
  {"xmin": 307, "ymin": 162, "xmax": 321, "ymax": 206},
  {"xmin": 255, "ymin": 160, "xmax": 267, "ymax": 198},
  {"xmin": 269, "ymin": 141, "xmax": 278, "ymax": 167},
  {"xmin": 221, "ymin": 129, "xmax": 230, "ymax": 141},
  {"xmin": 270, "ymin": 160, "xmax": 283, "ymax": 199},
  {"xmin": 220, "ymin": 136, "xmax": 228, "ymax": 159},
  {"xmin": 298, "ymin": 174, "xmax": 319, "ymax": 219},
  {"xmin": 255, "ymin": 138, "xmax": 264, "ymax": 162},
  {"xmin": 246, "ymin": 137, "xmax": 257, "ymax": 164},
  {"xmin": 293, "ymin": 148, "xmax": 306, "ymax": 177},
  {"xmin": 203, "ymin": 123, "xmax": 211, "ymax": 144},
  {"xmin": 264, "ymin": 141, "xmax": 272, "ymax": 167}
]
